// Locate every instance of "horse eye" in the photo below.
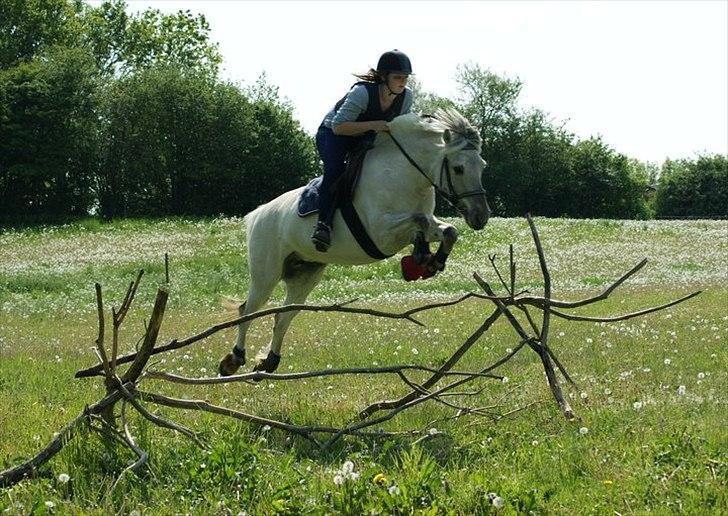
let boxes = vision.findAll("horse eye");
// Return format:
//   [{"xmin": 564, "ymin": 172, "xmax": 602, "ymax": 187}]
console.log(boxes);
[{"xmin": 454, "ymin": 165, "xmax": 464, "ymax": 175}]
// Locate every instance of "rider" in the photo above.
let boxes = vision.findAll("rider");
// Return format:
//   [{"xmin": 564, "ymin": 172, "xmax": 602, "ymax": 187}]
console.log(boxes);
[{"xmin": 311, "ymin": 49, "xmax": 415, "ymax": 252}]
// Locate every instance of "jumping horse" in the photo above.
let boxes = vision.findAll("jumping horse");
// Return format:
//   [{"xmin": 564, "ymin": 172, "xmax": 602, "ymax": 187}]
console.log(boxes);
[{"xmin": 219, "ymin": 108, "xmax": 490, "ymax": 375}]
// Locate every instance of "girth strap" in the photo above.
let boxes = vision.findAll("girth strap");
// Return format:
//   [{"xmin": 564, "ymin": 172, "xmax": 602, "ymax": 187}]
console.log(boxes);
[{"xmin": 340, "ymin": 200, "xmax": 394, "ymax": 260}]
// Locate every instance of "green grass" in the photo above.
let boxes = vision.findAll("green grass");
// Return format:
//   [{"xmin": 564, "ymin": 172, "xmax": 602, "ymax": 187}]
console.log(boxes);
[{"xmin": 1, "ymin": 217, "xmax": 726, "ymax": 514}]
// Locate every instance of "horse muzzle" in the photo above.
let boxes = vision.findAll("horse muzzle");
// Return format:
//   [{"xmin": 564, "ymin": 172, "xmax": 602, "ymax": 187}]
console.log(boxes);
[{"xmin": 461, "ymin": 198, "xmax": 490, "ymax": 230}]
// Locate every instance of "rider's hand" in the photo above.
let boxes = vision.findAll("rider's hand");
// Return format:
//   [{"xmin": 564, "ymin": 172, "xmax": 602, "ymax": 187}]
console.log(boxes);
[{"xmin": 371, "ymin": 120, "xmax": 390, "ymax": 132}]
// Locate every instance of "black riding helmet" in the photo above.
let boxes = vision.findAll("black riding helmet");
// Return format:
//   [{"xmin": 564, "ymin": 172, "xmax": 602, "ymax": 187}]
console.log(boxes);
[{"xmin": 377, "ymin": 50, "xmax": 413, "ymax": 75}]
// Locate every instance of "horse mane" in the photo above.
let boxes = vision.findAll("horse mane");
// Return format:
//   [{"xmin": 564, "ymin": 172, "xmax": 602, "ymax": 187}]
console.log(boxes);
[{"xmin": 388, "ymin": 108, "xmax": 481, "ymax": 150}]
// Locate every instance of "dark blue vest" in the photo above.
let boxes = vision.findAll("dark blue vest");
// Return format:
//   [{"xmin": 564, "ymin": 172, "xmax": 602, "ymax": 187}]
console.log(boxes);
[{"xmin": 334, "ymin": 81, "xmax": 406, "ymax": 124}]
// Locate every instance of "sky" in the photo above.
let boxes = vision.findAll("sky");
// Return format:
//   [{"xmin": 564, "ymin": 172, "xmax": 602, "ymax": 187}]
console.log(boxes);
[{"xmin": 114, "ymin": 0, "xmax": 727, "ymax": 165}]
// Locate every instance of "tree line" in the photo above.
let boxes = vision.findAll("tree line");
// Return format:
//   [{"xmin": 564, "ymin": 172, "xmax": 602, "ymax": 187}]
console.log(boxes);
[{"xmin": 1, "ymin": 0, "xmax": 725, "ymax": 222}]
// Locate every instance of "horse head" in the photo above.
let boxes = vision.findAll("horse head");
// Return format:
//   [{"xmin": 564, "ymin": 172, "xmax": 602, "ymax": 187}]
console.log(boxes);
[{"xmin": 433, "ymin": 108, "xmax": 491, "ymax": 230}]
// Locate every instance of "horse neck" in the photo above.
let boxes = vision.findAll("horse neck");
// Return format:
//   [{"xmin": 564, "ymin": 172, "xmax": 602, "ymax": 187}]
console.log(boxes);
[{"xmin": 384, "ymin": 130, "xmax": 445, "ymax": 192}]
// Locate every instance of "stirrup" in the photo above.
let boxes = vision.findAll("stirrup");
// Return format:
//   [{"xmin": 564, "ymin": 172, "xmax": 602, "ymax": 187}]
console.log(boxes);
[{"xmin": 311, "ymin": 222, "xmax": 331, "ymax": 252}]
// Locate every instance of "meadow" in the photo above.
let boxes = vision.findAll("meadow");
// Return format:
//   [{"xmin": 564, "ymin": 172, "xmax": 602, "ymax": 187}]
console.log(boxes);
[{"xmin": 1, "ymin": 216, "xmax": 726, "ymax": 514}]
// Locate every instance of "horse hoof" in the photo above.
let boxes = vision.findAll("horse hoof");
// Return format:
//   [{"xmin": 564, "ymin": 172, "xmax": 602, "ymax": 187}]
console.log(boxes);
[
  {"xmin": 218, "ymin": 353, "xmax": 244, "ymax": 376},
  {"xmin": 253, "ymin": 351, "xmax": 281, "ymax": 374}
]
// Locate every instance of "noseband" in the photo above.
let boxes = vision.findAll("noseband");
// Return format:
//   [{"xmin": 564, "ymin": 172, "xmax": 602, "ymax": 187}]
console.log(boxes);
[{"xmin": 387, "ymin": 133, "xmax": 487, "ymax": 212}]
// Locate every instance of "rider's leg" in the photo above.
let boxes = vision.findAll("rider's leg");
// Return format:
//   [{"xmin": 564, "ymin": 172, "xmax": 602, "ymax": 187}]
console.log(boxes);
[{"xmin": 312, "ymin": 125, "xmax": 350, "ymax": 252}]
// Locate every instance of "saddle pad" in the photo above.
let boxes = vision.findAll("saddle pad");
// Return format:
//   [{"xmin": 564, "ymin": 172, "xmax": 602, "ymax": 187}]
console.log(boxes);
[
  {"xmin": 297, "ymin": 177, "xmax": 322, "ymax": 217},
  {"xmin": 296, "ymin": 176, "xmax": 393, "ymax": 260}
]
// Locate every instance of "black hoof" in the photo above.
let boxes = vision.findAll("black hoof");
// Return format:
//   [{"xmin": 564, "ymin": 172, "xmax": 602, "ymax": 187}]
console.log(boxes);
[
  {"xmin": 219, "ymin": 351, "xmax": 245, "ymax": 377},
  {"xmin": 253, "ymin": 351, "xmax": 281, "ymax": 374}
]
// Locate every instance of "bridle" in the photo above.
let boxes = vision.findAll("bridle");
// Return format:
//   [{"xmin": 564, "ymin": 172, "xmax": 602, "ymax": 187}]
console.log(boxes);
[{"xmin": 387, "ymin": 132, "xmax": 487, "ymax": 212}]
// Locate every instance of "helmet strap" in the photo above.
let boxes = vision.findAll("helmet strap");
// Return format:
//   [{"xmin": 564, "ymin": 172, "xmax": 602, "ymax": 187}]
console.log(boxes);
[{"xmin": 383, "ymin": 75, "xmax": 401, "ymax": 97}]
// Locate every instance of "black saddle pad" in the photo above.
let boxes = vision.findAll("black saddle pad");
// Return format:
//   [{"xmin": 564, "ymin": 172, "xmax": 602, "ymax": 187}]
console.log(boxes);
[{"xmin": 298, "ymin": 176, "xmax": 323, "ymax": 217}]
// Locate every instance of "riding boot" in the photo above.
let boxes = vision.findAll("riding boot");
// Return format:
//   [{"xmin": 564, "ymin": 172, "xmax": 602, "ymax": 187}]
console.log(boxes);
[{"xmin": 312, "ymin": 192, "xmax": 335, "ymax": 252}]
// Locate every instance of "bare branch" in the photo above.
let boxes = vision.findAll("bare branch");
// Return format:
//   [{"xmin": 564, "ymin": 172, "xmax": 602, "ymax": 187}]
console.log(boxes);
[
  {"xmin": 94, "ymin": 284, "xmax": 112, "ymax": 383},
  {"xmin": 109, "ymin": 400, "xmax": 149, "ymax": 493},
  {"xmin": 146, "ymin": 364, "xmax": 502, "ymax": 386},
  {"xmin": 0, "ymin": 387, "xmax": 129, "ymax": 487},
  {"xmin": 77, "ymin": 298, "xmax": 479, "ymax": 379},
  {"xmin": 121, "ymin": 287, "xmax": 168, "ymax": 384},
  {"xmin": 359, "ymin": 309, "xmax": 502, "ymax": 419},
  {"xmin": 550, "ymin": 291, "xmax": 702, "ymax": 323}
]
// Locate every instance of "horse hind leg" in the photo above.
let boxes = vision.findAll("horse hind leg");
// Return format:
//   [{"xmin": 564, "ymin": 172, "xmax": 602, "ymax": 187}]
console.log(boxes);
[
  {"xmin": 218, "ymin": 264, "xmax": 281, "ymax": 377},
  {"xmin": 253, "ymin": 253, "xmax": 326, "ymax": 374}
]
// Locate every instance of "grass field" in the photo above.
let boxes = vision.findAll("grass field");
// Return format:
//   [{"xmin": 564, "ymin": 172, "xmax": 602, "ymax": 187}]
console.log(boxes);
[{"xmin": 1, "ymin": 216, "xmax": 726, "ymax": 514}]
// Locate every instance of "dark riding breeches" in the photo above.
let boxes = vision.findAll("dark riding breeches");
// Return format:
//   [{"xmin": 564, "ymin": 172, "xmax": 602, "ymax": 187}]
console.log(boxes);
[{"xmin": 315, "ymin": 125, "xmax": 361, "ymax": 227}]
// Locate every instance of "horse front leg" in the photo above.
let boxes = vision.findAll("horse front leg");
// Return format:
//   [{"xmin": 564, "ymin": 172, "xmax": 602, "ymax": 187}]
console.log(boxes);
[{"xmin": 421, "ymin": 218, "xmax": 458, "ymax": 274}]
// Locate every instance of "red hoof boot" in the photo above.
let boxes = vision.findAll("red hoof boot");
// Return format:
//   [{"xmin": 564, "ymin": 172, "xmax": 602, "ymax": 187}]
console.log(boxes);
[{"xmin": 401, "ymin": 255, "xmax": 427, "ymax": 281}]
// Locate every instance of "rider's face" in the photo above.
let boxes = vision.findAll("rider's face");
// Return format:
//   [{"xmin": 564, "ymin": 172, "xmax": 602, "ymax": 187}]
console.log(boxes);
[{"xmin": 387, "ymin": 73, "xmax": 409, "ymax": 94}]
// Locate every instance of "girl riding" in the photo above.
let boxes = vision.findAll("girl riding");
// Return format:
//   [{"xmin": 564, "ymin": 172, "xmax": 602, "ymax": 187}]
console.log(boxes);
[{"xmin": 311, "ymin": 49, "xmax": 415, "ymax": 251}]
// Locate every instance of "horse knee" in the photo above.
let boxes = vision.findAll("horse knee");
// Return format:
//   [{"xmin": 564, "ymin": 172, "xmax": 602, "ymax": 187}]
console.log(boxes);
[{"xmin": 443, "ymin": 225, "xmax": 458, "ymax": 246}]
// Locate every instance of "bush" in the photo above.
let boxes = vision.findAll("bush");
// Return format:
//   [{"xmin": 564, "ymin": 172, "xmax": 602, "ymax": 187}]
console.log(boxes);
[
  {"xmin": 655, "ymin": 155, "xmax": 727, "ymax": 218},
  {"xmin": 0, "ymin": 46, "xmax": 100, "ymax": 220},
  {"xmin": 97, "ymin": 65, "xmax": 318, "ymax": 218}
]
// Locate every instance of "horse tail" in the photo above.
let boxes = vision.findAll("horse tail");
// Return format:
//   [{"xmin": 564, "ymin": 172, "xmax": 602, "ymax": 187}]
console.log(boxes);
[{"xmin": 221, "ymin": 295, "xmax": 246, "ymax": 315}]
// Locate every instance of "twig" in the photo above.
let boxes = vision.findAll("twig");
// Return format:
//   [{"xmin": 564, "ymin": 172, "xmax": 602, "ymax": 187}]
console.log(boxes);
[
  {"xmin": 112, "ymin": 270, "xmax": 144, "ymax": 375},
  {"xmin": 146, "ymin": 365, "xmax": 502, "ymax": 385},
  {"xmin": 359, "ymin": 309, "xmax": 502, "ymax": 419},
  {"xmin": 94, "ymin": 284, "xmax": 112, "ymax": 383},
  {"xmin": 549, "ymin": 291, "xmax": 702, "ymax": 323},
  {"xmin": 76, "ymin": 297, "xmax": 479, "ymax": 379},
  {"xmin": 0, "ymin": 387, "xmax": 129, "ymax": 487},
  {"xmin": 116, "ymin": 382, "xmax": 204, "ymax": 447},
  {"xmin": 121, "ymin": 287, "xmax": 168, "ymax": 384},
  {"xmin": 109, "ymin": 399, "xmax": 149, "ymax": 493}
]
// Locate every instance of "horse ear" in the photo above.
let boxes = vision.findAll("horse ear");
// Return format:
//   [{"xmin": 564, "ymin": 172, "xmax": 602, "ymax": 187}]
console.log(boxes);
[{"xmin": 443, "ymin": 129, "xmax": 452, "ymax": 144}]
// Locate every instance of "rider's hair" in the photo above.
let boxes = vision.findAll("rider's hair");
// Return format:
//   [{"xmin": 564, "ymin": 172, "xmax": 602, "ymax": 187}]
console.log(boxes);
[{"xmin": 353, "ymin": 69, "xmax": 386, "ymax": 83}]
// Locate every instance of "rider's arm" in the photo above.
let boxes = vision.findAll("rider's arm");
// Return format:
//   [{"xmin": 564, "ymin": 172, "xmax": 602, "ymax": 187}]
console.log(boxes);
[
  {"xmin": 333, "ymin": 120, "xmax": 388, "ymax": 135},
  {"xmin": 331, "ymin": 85, "xmax": 388, "ymax": 135}
]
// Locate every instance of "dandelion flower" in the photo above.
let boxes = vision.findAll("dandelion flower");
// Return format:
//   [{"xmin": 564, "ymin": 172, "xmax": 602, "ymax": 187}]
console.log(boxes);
[
  {"xmin": 45, "ymin": 501, "xmax": 55, "ymax": 509},
  {"xmin": 633, "ymin": 401, "xmax": 643, "ymax": 410},
  {"xmin": 492, "ymin": 496, "xmax": 505, "ymax": 509},
  {"xmin": 664, "ymin": 358, "xmax": 671, "ymax": 365},
  {"xmin": 429, "ymin": 428, "xmax": 439, "ymax": 436},
  {"xmin": 580, "ymin": 392, "xmax": 588, "ymax": 399},
  {"xmin": 341, "ymin": 461, "xmax": 354, "ymax": 474},
  {"xmin": 388, "ymin": 485, "xmax": 400, "ymax": 495},
  {"xmin": 333, "ymin": 473, "xmax": 344, "ymax": 486},
  {"xmin": 677, "ymin": 385, "xmax": 686, "ymax": 395},
  {"xmin": 579, "ymin": 427, "xmax": 589, "ymax": 435},
  {"xmin": 697, "ymin": 372, "xmax": 705, "ymax": 379},
  {"xmin": 501, "ymin": 376, "xmax": 509, "ymax": 384},
  {"xmin": 57, "ymin": 473, "xmax": 70, "ymax": 483},
  {"xmin": 372, "ymin": 473, "xmax": 387, "ymax": 485},
  {"xmin": 411, "ymin": 348, "xmax": 419, "ymax": 355}
]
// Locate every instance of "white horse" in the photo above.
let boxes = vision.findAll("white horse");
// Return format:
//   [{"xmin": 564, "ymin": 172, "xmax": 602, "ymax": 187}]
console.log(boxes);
[{"xmin": 219, "ymin": 108, "xmax": 490, "ymax": 376}]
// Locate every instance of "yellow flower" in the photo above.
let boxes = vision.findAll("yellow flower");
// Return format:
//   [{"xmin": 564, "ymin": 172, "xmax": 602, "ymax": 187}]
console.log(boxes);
[
  {"xmin": 372, "ymin": 473, "xmax": 387, "ymax": 486},
  {"xmin": 603, "ymin": 480, "xmax": 613, "ymax": 486}
]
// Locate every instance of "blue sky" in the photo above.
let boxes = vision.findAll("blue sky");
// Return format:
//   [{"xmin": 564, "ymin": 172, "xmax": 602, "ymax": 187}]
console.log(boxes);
[{"xmin": 116, "ymin": 0, "xmax": 728, "ymax": 164}]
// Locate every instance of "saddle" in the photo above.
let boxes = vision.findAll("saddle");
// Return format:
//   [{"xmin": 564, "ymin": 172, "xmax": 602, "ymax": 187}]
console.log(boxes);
[
  {"xmin": 298, "ymin": 141, "xmax": 393, "ymax": 260},
  {"xmin": 298, "ymin": 140, "xmax": 370, "ymax": 217}
]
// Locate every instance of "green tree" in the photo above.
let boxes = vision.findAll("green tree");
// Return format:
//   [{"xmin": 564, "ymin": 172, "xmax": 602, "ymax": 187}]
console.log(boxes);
[
  {"xmin": 655, "ymin": 155, "xmax": 727, "ymax": 218},
  {"xmin": 0, "ymin": 46, "xmax": 100, "ymax": 219},
  {"xmin": 79, "ymin": 0, "xmax": 221, "ymax": 77},
  {"xmin": 0, "ymin": 0, "xmax": 82, "ymax": 67},
  {"xmin": 455, "ymin": 63, "xmax": 522, "ymax": 146},
  {"xmin": 98, "ymin": 66, "xmax": 317, "ymax": 218}
]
